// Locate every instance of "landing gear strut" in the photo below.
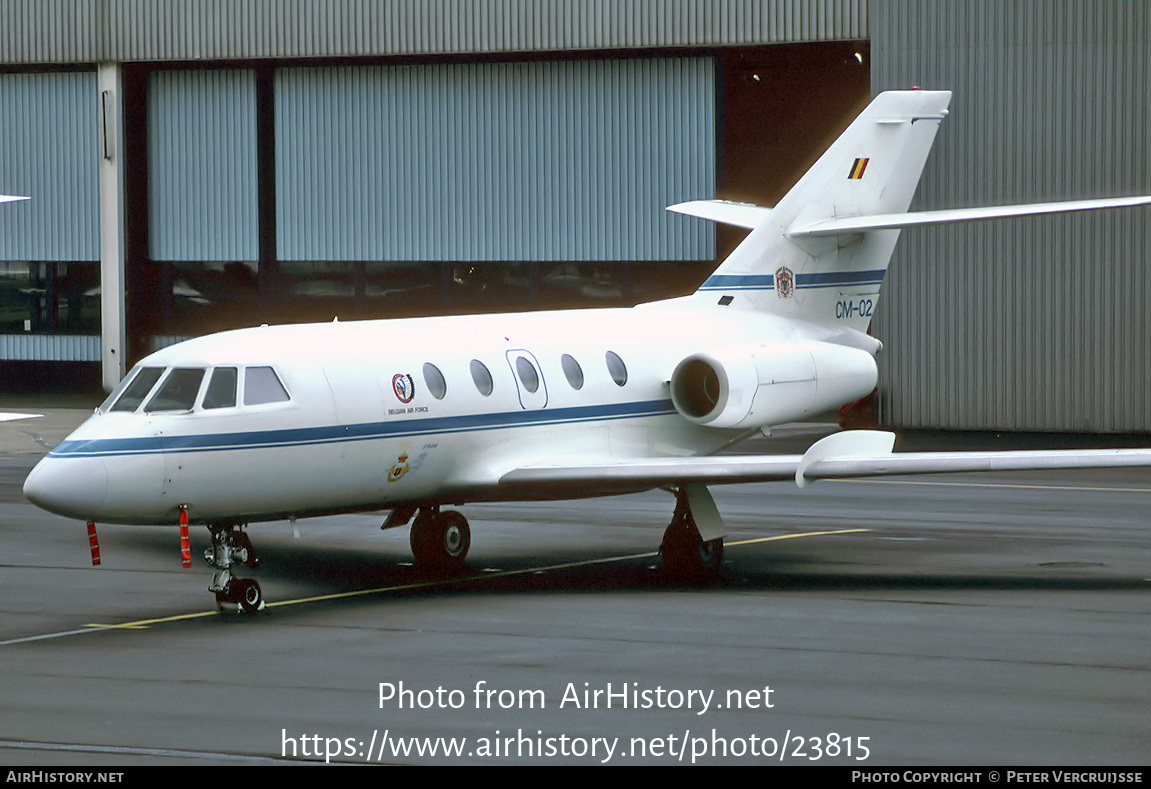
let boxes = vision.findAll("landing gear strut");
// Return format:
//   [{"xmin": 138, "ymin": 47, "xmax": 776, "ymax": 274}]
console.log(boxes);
[
  {"xmin": 660, "ymin": 487, "xmax": 724, "ymax": 580},
  {"xmin": 410, "ymin": 508, "xmax": 470, "ymax": 571},
  {"xmin": 205, "ymin": 524, "xmax": 264, "ymax": 612}
]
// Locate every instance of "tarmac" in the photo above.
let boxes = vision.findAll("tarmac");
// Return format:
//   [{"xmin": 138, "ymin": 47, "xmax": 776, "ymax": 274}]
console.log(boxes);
[{"xmin": 3, "ymin": 403, "xmax": 1151, "ymax": 765}]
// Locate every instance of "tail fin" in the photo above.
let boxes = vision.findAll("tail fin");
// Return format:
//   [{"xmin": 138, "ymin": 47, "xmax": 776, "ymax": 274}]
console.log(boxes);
[{"xmin": 690, "ymin": 90, "xmax": 951, "ymax": 332}]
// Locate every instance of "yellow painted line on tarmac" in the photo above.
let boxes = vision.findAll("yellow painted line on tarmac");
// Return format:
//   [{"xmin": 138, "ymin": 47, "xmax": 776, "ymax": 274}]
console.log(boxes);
[
  {"xmin": 726, "ymin": 527, "xmax": 869, "ymax": 548},
  {"xmin": 836, "ymin": 478, "xmax": 1151, "ymax": 494},
  {"xmin": 269, "ymin": 528, "xmax": 868, "ymax": 607},
  {"xmin": 265, "ymin": 551, "xmax": 664, "ymax": 609},
  {"xmin": 0, "ymin": 528, "xmax": 866, "ymax": 644}
]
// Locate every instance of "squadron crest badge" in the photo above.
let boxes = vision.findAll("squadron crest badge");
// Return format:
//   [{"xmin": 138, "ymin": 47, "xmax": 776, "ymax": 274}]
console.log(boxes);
[
  {"xmin": 775, "ymin": 266, "xmax": 795, "ymax": 299},
  {"xmin": 388, "ymin": 453, "xmax": 411, "ymax": 482},
  {"xmin": 392, "ymin": 373, "xmax": 415, "ymax": 403}
]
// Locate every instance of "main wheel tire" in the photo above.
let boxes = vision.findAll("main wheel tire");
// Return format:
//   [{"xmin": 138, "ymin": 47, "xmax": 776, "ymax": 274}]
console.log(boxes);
[
  {"xmin": 410, "ymin": 510, "xmax": 471, "ymax": 570},
  {"xmin": 661, "ymin": 521, "xmax": 723, "ymax": 580},
  {"xmin": 237, "ymin": 578, "xmax": 263, "ymax": 612}
]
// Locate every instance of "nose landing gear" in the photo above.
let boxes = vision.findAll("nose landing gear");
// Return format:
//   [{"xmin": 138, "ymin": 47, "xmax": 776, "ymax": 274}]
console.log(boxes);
[{"xmin": 205, "ymin": 524, "xmax": 263, "ymax": 612}]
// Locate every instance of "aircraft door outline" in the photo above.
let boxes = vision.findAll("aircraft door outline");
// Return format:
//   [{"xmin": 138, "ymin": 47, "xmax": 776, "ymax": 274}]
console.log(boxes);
[{"xmin": 505, "ymin": 349, "xmax": 548, "ymax": 409}]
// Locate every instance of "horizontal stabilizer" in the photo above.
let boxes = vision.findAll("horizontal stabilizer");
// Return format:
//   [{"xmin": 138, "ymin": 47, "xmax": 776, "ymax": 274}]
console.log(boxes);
[
  {"xmin": 666, "ymin": 199, "xmax": 771, "ymax": 229},
  {"xmin": 788, "ymin": 195, "xmax": 1151, "ymax": 238},
  {"xmin": 0, "ymin": 195, "xmax": 30, "ymax": 204}
]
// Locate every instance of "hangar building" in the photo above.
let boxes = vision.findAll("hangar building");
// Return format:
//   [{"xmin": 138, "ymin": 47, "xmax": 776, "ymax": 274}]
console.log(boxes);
[{"xmin": 0, "ymin": 0, "xmax": 1147, "ymax": 432}]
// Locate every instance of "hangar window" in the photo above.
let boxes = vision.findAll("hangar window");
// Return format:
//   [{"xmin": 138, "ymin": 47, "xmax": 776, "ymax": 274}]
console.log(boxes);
[
  {"xmin": 423, "ymin": 362, "xmax": 447, "ymax": 400},
  {"xmin": 244, "ymin": 366, "xmax": 290, "ymax": 405},
  {"xmin": 145, "ymin": 368, "xmax": 206, "ymax": 413},
  {"xmin": 470, "ymin": 359, "xmax": 493, "ymax": 396},
  {"xmin": 202, "ymin": 367, "xmax": 238, "ymax": 409},
  {"xmin": 109, "ymin": 367, "xmax": 165, "ymax": 412},
  {"xmin": 561, "ymin": 354, "xmax": 584, "ymax": 390},
  {"xmin": 605, "ymin": 351, "xmax": 628, "ymax": 387},
  {"xmin": 515, "ymin": 356, "xmax": 540, "ymax": 393}
]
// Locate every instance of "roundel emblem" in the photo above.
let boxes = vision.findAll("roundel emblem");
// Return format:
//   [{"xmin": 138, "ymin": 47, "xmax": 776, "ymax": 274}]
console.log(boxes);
[
  {"xmin": 392, "ymin": 373, "xmax": 415, "ymax": 403},
  {"xmin": 775, "ymin": 266, "xmax": 795, "ymax": 299}
]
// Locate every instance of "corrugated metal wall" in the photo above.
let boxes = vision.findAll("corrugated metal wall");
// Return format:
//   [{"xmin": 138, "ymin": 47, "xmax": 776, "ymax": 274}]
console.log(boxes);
[
  {"xmin": 276, "ymin": 58, "xmax": 715, "ymax": 262},
  {"xmin": 0, "ymin": 334, "xmax": 100, "ymax": 362},
  {"xmin": 147, "ymin": 70, "xmax": 259, "ymax": 261},
  {"xmin": 0, "ymin": 0, "xmax": 866, "ymax": 63},
  {"xmin": 870, "ymin": 0, "xmax": 1151, "ymax": 432},
  {"xmin": 0, "ymin": 71, "xmax": 99, "ymax": 262}
]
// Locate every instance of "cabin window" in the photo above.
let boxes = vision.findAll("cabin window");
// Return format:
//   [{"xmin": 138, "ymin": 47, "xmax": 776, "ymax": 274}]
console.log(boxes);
[
  {"xmin": 423, "ymin": 362, "xmax": 447, "ymax": 400},
  {"xmin": 244, "ymin": 366, "xmax": 290, "ymax": 405},
  {"xmin": 561, "ymin": 354, "xmax": 584, "ymax": 390},
  {"xmin": 109, "ymin": 367, "xmax": 165, "ymax": 412},
  {"xmin": 605, "ymin": 351, "xmax": 628, "ymax": 387},
  {"xmin": 202, "ymin": 367, "xmax": 238, "ymax": 409},
  {"xmin": 470, "ymin": 359, "xmax": 493, "ymax": 396},
  {"xmin": 145, "ymin": 368, "xmax": 206, "ymax": 413},
  {"xmin": 515, "ymin": 356, "xmax": 540, "ymax": 393}
]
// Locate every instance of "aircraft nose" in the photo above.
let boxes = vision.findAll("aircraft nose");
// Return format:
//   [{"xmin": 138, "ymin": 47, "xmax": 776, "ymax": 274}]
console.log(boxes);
[{"xmin": 23, "ymin": 456, "xmax": 109, "ymax": 520}]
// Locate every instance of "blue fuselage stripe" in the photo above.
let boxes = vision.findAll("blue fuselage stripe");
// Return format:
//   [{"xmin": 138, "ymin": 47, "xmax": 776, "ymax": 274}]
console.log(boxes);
[
  {"xmin": 698, "ymin": 269, "xmax": 885, "ymax": 292},
  {"xmin": 698, "ymin": 274, "xmax": 774, "ymax": 291},
  {"xmin": 49, "ymin": 399, "xmax": 679, "ymax": 458},
  {"xmin": 797, "ymin": 270, "xmax": 886, "ymax": 288}
]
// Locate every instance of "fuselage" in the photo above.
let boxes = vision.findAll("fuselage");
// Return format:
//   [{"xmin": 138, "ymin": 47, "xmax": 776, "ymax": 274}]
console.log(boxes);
[{"xmin": 23, "ymin": 300, "xmax": 878, "ymax": 526}]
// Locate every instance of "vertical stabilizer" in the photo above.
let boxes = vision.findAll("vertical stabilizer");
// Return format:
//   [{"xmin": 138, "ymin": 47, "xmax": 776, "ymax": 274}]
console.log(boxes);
[{"xmin": 693, "ymin": 90, "xmax": 951, "ymax": 333}]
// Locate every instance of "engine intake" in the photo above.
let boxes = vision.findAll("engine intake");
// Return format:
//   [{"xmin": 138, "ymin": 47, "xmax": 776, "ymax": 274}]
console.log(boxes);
[{"xmin": 670, "ymin": 340, "xmax": 877, "ymax": 430}]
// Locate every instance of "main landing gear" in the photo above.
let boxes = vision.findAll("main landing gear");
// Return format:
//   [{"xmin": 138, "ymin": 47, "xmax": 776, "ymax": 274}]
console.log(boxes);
[
  {"xmin": 205, "ymin": 524, "xmax": 264, "ymax": 612},
  {"xmin": 660, "ymin": 486, "xmax": 724, "ymax": 581},
  {"xmin": 409, "ymin": 507, "xmax": 471, "ymax": 571}
]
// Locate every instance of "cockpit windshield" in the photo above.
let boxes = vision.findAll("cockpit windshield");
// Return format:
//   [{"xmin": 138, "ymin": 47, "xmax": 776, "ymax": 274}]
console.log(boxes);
[
  {"xmin": 108, "ymin": 367, "xmax": 165, "ymax": 412},
  {"xmin": 144, "ymin": 368, "xmax": 205, "ymax": 413},
  {"xmin": 243, "ymin": 366, "xmax": 290, "ymax": 405},
  {"xmin": 102, "ymin": 365, "xmax": 290, "ymax": 414},
  {"xmin": 202, "ymin": 367, "xmax": 238, "ymax": 409}
]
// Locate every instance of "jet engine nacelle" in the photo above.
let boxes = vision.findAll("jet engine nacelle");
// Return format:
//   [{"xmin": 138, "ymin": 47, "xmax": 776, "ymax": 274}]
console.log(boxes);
[{"xmin": 670, "ymin": 340, "xmax": 878, "ymax": 430}]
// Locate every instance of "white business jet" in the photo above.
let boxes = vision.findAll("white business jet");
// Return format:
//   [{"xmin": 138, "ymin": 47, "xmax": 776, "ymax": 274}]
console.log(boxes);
[{"xmin": 21, "ymin": 91, "xmax": 1151, "ymax": 611}]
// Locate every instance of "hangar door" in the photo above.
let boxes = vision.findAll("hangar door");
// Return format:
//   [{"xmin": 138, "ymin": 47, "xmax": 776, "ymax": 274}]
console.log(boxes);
[
  {"xmin": 0, "ymin": 71, "xmax": 100, "ymax": 361},
  {"xmin": 148, "ymin": 69, "xmax": 259, "ymax": 263},
  {"xmin": 274, "ymin": 58, "xmax": 716, "ymax": 263}
]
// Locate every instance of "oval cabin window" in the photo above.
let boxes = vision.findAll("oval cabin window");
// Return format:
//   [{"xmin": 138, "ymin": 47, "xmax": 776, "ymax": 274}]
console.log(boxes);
[
  {"xmin": 470, "ymin": 359, "xmax": 494, "ymax": 396},
  {"xmin": 561, "ymin": 354, "xmax": 584, "ymax": 390},
  {"xmin": 605, "ymin": 351, "xmax": 628, "ymax": 387},
  {"xmin": 423, "ymin": 362, "xmax": 447, "ymax": 400},
  {"xmin": 515, "ymin": 356, "xmax": 540, "ymax": 393}
]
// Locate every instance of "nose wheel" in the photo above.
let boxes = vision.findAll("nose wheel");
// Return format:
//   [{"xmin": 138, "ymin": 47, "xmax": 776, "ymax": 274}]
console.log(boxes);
[
  {"xmin": 214, "ymin": 576, "xmax": 264, "ymax": 612},
  {"xmin": 205, "ymin": 524, "xmax": 264, "ymax": 612},
  {"xmin": 410, "ymin": 508, "xmax": 471, "ymax": 571}
]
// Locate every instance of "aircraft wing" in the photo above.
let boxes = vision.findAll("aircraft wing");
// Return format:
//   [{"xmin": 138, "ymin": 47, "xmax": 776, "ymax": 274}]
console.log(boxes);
[
  {"xmin": 500, "ymin": 454, "xmax": 802, "ymax": 494},
  {"xmin": 0, "ymin": 412, "xmax": 42, "ymax": 423},
  {"xmin": 499, "ymin": 430, "xmax": 1151, "ymax": 494}
]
